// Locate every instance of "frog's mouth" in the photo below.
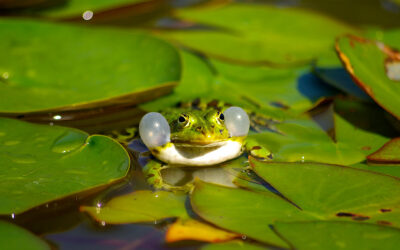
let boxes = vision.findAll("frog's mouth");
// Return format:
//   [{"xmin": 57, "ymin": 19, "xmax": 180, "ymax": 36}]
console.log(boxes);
[{"xmin": 171, "ymin": 140, "xmax": 229, "ymax": 148}]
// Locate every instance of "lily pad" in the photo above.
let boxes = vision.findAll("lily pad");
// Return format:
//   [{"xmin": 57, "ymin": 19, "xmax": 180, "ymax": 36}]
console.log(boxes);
[
  {"xmin": 351, "ymin": 163, "xmax": 400, "ymax": 179},
  {"xmin": 166, "ymin": 218, "xmax": 239, "ymax": 243},
  {"xmin": 0, "ymin": 220, "xmax": 50, "ymax": 250},
  {"xmin": 81, "ymin": 190, "xmax": 188, "ymax": 224},
  {"xmin": 157, "ymin": 3, "xmax": 355, "ymax": 65},
  {"xmin": 190, "ymin": 181, "xmax": 309, "ymax": 248},
  {"xmin": 0, "ymin": 18, "xmax": 180, "ymax": 114},
  {"xmin": 367, "ymin": 138, "xmax": 400, "ymax": 164},
  {"xmin": 0, "ymin": 118, "xmax": 130, "ymax": 214},
  {"xmin": 274, "ymin": 221, "xmax": 400, "ymax": 250},
  {"xmin": 336, "ymin": 35, "xmax": 400, "ymax": 119},
  {"xmin": 250, "ymin": 159, "xmax": 400, "ymax": 227},
  {"xmin": 201, "ymin": 241, "xmax": 268, "ymax": 250},
  {"xmin": 142, "ymin": 50, "xmax": 337, "ymax": 117},
  {"xmin": 250, "ymin": 99, "xmax": 390, "ymax": 165},
  {"xmin": 34, "ymin": 0, "xmax": 147, "ymax": 19}
]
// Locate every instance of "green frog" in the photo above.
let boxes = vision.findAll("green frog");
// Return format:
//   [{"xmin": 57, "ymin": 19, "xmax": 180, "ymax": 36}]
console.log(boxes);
[{"xmin": 137, "ymin": 104, "xmax": 272, "ymax": 191}]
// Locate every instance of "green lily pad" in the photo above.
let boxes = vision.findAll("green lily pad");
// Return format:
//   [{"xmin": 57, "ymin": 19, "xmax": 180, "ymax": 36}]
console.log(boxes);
[
  {"xmin": 34, "ymin": 0, "xmax": 147, "ymax": 19},
  {"xmin": 0, "ymin": 118, "xmax": 130, "ymax": 214},
  {"xmin": 201, "ymin": 241, "xmax": 268, "ymax": 250},
  {"xmin": 250, "ymin": 99, "xmax": 390, "ymax": 165},
  {"xmin": 367, "ymin": 138, "xmax": 400, "ymax": 164},
  {"xmin": 336, "ymin": 35, "xmax": 400, "ymax": 119},
  {"xmin": 142, "ymin": 50, "xmax": 337, "ymax": 118},
  {"xmin": 250, "ymin": 159, "xmax": 400, "ymax": 227},
  {"xmin": 191, "ymin": 181, "xmax": 309, "ymax": 248},
  {"xmin": 274, "ymin": 221, "xmax": 400, "ymax": 250},
  {"xmin": 351, "ymin": 163, "xmax": 400, "ymax": 179},
  {"xmin": 157, "ymin": 3, "xmax": 354, "ymax": 65},
  {"xmin": 0, "ymin": 220, "xmax": 50, "ymax": 250},
  {"xmin": 0, "ymin": 18, "xmax": 180, "ymax": 114},
  {"xmin": 81, "ymin": 190, "xmax": 188, "ymax": 224},
  {"xmin": 367, "ymin": 28, "xmax": 400, "ymax": 49}
]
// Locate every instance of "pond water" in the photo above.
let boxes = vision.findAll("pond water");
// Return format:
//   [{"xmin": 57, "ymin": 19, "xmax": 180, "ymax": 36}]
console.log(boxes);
[{"xmin": 1, "ymin": 0, "xmax": 400, "ymax": 249}]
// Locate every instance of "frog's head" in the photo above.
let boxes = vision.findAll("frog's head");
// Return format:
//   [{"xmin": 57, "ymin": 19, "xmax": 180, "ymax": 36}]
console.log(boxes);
[{"xmin": 139, "ymin": 106, "xmax": 250, "ymax": 149}]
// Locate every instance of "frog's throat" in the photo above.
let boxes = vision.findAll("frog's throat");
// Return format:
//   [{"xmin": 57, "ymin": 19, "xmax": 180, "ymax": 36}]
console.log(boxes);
[{"xmin": 150, "ymin": 140, "xmax": 243, "ymax": 167}]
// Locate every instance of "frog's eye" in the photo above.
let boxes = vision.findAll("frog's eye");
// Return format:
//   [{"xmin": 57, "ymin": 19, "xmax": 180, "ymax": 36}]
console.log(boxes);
[
  {"xmin": 139, "ymin": 112, "xmax": 170, "ymax": 149},
  {"xmin": 218, "ymin": 112, "xmax": 225, "ymax": 121},
  {"xmin": 223, "ymin": 107, "xmax": 250, "ymax": 137},
  {"xmin": 178, "ymin": 114, "xmax": 189, "ymax": 127}
]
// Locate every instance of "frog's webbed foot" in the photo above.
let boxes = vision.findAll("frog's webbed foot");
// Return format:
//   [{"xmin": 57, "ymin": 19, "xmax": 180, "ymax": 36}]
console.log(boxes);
[
  {"xmin": 245, "ymin": 138, "xmax": 273, "ymax": 160},
  {"xmin": 142, "ymin": 160, "xmax": 194, "ymax": 192}
]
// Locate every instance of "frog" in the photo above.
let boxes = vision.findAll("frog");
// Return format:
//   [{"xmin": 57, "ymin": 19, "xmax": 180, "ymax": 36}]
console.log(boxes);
[{"xmin": 136, "ymin": 103, "xmax": 272, "ymax": 191}]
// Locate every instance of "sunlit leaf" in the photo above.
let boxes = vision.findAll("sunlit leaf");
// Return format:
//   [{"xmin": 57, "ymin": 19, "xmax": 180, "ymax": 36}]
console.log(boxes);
[
  {"xmin": 274, "ymin": 221, "xmax": 400, "ymax": 250},
  {"xmin": 0, "ymin": 220, "xmax": 50, "ymax": 250},
  {"xmin": 201, "ymin": 240, "xmax": 268, "ymax": 250},
  {"xmin": 81, "ymin": 190, "xmax": 188, "ymax": 224},
  {"xmin": 0, "ymin": 18, "xmax": 180, "ymax": 114},
  {"xmin": 250, "ymin": 159, "xmax": 400, "ymax": 227},
  {"xmin": 336, "ymin": 35, "xmax": 400, "ymax": 119},
  {"xmin": 351, "ymin": 163, "xmax": 400, "ymax": 179},
  {"xmin": 166, "ymin": 218, "xmax": 239, "ymax": 243},
  {"xmin": 0, "ymin": 118, "xmax": 130, "ymax": 214},
  {"xmin": 158, "ymin": 3, "xmax": 355, "ymax": 65}
]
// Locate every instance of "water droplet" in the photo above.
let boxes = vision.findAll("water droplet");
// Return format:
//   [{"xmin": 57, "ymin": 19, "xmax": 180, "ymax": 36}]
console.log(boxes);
[
  {"xmin": 82, "ymin": 10, "xmax": 93, "ymax": 20},
  {"xmin": 10, "ymin": 213, "xmax": 15, "ymax": 219},
  {"xmin": 301, "ymin": 155, "xmax": 305, "ymax": 162},
  {"xmin": 53, "ymin": 115, "xmax": 62, "ymax": 120},
  {"xmin": 96, "ymin": 202, "xmax": 102, "ymax": 208},
  {"xmin": 100, "ymin": 221, "xmax": 106, "ymax": 226},
  {"xmin": 2, "ymin": 72, "xmax": 9, "ymax": 79},
  {"xmin": 241, "ymin": 235, "xmax": 247, "ymax": 240},
  {"xmin": 51, "ymin": 131, "xmax": 85, "ymax": 154},
  {"xmin": 154, "ymin": 194, "xmax": 159, "ymax": 198}
]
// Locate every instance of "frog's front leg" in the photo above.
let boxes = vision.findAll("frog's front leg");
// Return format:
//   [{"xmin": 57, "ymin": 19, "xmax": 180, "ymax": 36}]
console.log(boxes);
[
  {"xmin": 244, "ymin": 138, "xmax": 273, "ymax": 160},
  {"xmin": 142, "ymin": 159, "xmax": 193, "ymax": 192}
]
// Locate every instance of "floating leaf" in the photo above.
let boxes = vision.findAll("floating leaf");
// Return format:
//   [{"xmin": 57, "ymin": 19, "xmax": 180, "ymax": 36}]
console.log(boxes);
[
  {"xmin": 0, "ymin": 18, "xmax": 180, "ymax": 114},
  {"xmin": 166, "ymin": 218, "xmax": 239, "ymax": 243},
  {"xmin": 367, "ymin": 138, "xmax": 400, "ymax": 164},
  {"xmin": 250, "ymin": 99, "xmax": 390, "ymax": 165},
  {"xmin": 250, "ymin": 159, "xmax": 400, "ymax": 227},
  {"xmin": 201, "ymin": 241, "xmax": 267, "ymax": 250},
  {"xmin": 336, "ymin": 35, "xmax": 400, "ymax": 119},
  {"xmin": 142, "ymin": 50, "xmax": 336, "ymax": 117},
  {"xmin": 33, "ymin": 0, "xmax": 147, "ymax": 19},
  {"xmin": 274, "ymin": 221, "xmax": 400, "ymax": 250},
  {"xmin": 351, "ymin": 163, "xmax": 400, "ymax": 179},
  {"xmin": 190, "ymin": 181, "xmax": 309, "ymax": 248},
  {"xmin": 81, "ymin": 190, "xmax": 188, "ymax": 224},
  {"xmin": 0, "ymin": 220, "xmax": 50, "ymax": 250},
  {"xmin": 158, "ymin": 3, "xmax": 355, "ymax": 65},
  {"xmin": 0, "ymin": 118, "xmax": 130, "ymax": 214}
]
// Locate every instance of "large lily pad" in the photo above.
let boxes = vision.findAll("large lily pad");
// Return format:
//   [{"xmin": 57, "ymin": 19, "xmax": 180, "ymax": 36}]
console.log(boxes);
[
  {"xmin": 0, "ymin": 220, "xmax": 50, "ymax": 250},
  {"xmin": 80, "ymin": 190, "xmax": 188, "ymax": 224},
  {"xmin": 274, "ymin": 221, "xmax": 400, "ymax": 250},
  {"xmin": 142, "ymin": 50, "xmax": 337, "ymax": 118},
  {"xmin": 250, "ymin": 159, "xmax": 400, "ymax": 226},
  {"xmin": 0, "ymin": 18, "xmax": 180, "ymax": 114},
  {"xmin": 157, "ymin": 3, "xmax": 354, "ymax": 65},
  {"xmin": 336, "ymin": 35, "xmax": 400, "ymax": 119},
  {"xmin": 351, "ymin": 163, "xmax": 400, "ymax": 179},
  {"xmin": 0, "ymin": 118, "xmax": 130, "ymax": 214}
]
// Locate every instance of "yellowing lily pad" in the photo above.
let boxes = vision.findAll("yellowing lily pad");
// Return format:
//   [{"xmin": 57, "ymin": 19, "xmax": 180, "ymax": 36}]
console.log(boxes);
[
  {"xmin": 0, "ymin": 220, "xmax": 50, "ymax": 250},
  {"xmin": 0, "ymin": 118, "xmax": 130, "ymax": 214},
  {"xmin": 158, "ymin": 3, "xmax": 355, "ymax": 65},
  {"xmin": 368, "ymin": 138, "xmax": 400, "ymax": 164},
  {"xmin": 81, "ymin": 190, "xmax": 188, "ymax": 224},
  {"xmin": 166, "ymin": 218, "xmax": 239, "ymax": 243},
  {"xmin": 336, "ymin": 35, "xmax": 400, "ymax": 119},
  {"xmin": 274, "ymin": 221, "xmax": 400, "ymax": 250},
  {"xmin": 0, "ymin": 18, "xmax": 180, "ymax": 114}
]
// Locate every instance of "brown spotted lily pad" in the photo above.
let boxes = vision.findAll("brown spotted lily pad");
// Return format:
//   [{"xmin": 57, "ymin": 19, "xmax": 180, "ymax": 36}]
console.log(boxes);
[
  {"xmin": 368, "ymin": 138, "xmax": 400, "ymax": 164},
  {"xmin": 336, "ymin": 35, "xmax": 400, "ymax": 119}
]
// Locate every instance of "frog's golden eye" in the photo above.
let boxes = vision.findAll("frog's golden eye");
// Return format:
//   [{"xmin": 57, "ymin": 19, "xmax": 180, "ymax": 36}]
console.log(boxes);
[{"xmin": 178, "ymin": 114, "xmax": 190, "ymax": 127}]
